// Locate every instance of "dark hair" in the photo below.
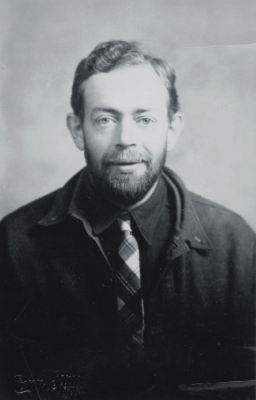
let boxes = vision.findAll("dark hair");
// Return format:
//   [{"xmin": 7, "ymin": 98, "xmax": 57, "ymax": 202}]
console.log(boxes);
[{"xmin": 71, "ymin": 40, "xmax": 180, "ymax": 121}]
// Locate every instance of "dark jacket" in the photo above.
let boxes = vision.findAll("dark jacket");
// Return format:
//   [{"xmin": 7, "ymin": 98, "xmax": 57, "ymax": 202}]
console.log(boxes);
[{"xmin": 0, "ymin": 167, "xmax": 255, "ymax": 400}]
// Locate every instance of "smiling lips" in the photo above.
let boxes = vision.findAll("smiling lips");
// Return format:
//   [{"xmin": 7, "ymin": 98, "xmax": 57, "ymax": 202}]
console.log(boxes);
[
  {"xmin": 110, "ymin": 161, "xmax": 144, "ymax": 173},
  {"xmin": 114, "ymin": 161, "xmax": 142, "ymax": 165}
]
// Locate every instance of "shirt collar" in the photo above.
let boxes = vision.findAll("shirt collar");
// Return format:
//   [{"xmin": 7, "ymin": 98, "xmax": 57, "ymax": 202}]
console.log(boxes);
[
  {"xmin": 69, "ymin": 171, "xmax": 119, "ymax": 236},
  {"xmin": 129, "ymin": 177, "xmax": 167, "ymax": 245},
  {"xmin": 69, "ymin": 170, "xmax": 167, "ymax": 245},
  {"xmin": 38, "ymin": 167, "xmax": 212, "ymax": 251}
]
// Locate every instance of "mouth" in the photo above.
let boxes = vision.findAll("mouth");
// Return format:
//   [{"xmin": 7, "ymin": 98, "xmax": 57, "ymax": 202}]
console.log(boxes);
[
  {"xmin": 107, "ymin": 161, "xmax": 145, "ymax": 173},
  {"xmin": 113, "ymin": 161, "xmax": 142, "ymax": 165},
  {"xmin": 107, "ymin": 158, "xmax": 145, "ymax": 165}
]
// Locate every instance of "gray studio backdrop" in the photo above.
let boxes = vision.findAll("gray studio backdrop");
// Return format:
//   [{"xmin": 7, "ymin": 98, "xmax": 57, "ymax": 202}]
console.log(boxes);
[{"xmin": 1, "ymin": 0, "xmax": 256, "ymax": 230}]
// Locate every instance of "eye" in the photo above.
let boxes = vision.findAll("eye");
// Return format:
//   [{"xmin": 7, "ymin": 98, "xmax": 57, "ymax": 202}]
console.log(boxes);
[
  {"xmin": 96, "ymin": 117, "xmax": 118, "ymax": 127},
  {"xmin": 98, "ymin": 117, "xmax": 112, "ymax": 125},
  {"xmin": 138, "ymin": 118, "xmax": 153, "ymax": 125}
]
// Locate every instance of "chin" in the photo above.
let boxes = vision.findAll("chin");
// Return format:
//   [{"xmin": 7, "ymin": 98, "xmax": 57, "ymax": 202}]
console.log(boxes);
[
  {"xmin": 89, "ymin": 155, "xmax": 166, "ymax": 205},
  {"xmin": 103, "ymin": 172, "xmax": 157, "ymax": 205}
]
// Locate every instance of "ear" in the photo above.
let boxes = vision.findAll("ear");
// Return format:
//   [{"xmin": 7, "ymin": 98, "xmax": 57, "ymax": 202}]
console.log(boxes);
[
  {"xmin": 66, "ymin": 113, "xmax": 85, "ymax": 151},
  {"xmin": 167, "ymin": 112, "xmax": 184, "ymax": 151}
]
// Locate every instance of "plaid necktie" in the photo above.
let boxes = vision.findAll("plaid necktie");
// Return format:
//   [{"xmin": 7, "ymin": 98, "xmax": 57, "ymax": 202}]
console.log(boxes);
[{"xmin": 116, "ymin": 214, "xmax": 144, "ymax": 360}]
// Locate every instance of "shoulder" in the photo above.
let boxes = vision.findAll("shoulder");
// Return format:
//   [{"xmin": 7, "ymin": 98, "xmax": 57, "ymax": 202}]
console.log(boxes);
[
  {"xmin": 190, "ymin": 191, "xmax": 251, "ymax": 228},
  {"xmin": 0, "ymin": 169, "xmax": 83, "ymax": 235},
  {"xmin": 0, "ymin": 190, "xmax": 60, "ymax": 239},
  {"xmin": 189, "ymin": 191, "xmax": 256, "ymax": 250},
  {"xmin": 163, "ymin": 167, "xmax": 256, "ymax": 247}
]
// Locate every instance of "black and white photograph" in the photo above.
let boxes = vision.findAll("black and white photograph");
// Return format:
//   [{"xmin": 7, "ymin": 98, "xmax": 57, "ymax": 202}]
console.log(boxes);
[{"xmin": 0, "ymin": 1, "xmax": 255, "ymax": 399}]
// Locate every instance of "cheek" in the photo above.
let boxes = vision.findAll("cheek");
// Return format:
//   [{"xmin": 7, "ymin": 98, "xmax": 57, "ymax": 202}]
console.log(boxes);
[
  {"xmin": 87, "ymin": 128, "xmax": 114, "ymax": 150},
  {"xmin": 84, "ymin": 136, "xmax": 111, "ymax": 165},
  {"xmin": 145, "ymin": 132, "xmax": 167, "ymax": 156}
]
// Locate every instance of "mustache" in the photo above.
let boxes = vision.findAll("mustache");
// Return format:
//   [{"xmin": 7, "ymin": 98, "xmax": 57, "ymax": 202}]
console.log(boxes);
[{"xmin": 103, "ymin": 149, "xmax": 150, "ymax": 164}]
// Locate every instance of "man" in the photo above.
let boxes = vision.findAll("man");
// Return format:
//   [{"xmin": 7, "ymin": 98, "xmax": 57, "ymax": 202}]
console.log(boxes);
[{"xmin": 0, "ymin": 40, "xmax": 255, "ymax": 400}]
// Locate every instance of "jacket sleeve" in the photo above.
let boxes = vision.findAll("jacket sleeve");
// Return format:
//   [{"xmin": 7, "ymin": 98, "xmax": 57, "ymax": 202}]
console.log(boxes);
[{"xmin": 0, "ymin": 219, "xmax": 31, "ymax": 399}]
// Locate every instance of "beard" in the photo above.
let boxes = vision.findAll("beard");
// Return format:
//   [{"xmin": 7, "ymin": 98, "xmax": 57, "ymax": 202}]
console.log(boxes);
[{"xmin": 84, "ymin": 145, "xmax": 167, "ymax": 207}]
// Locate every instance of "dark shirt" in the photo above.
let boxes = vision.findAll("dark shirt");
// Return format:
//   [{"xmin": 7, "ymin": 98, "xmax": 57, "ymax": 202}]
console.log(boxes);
[{"xmin": 74, "ymin": 171, "xmax": 176, "ymax": 308}]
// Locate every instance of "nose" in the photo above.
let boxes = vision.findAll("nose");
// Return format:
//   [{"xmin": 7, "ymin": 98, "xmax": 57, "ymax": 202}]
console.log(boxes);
[{"xmin": 115, "ymin": 119, "xmax": 137, "ymax": 148}]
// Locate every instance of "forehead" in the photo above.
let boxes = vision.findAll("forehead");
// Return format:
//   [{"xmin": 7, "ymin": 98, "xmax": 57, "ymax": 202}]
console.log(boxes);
[{"xmin": 82, "ymin": 64, "xmax": 169, "ymax": 112}]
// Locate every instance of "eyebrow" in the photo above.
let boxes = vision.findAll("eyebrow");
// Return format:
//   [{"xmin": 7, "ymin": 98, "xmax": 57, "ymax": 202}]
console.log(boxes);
[
  {"xmin": 91, "ymin": 107, "xmax": 154, "ymax": 116},
  {"xmin": 91, "ymin": 107, "xmax": 121, "ymax": 117},
  {"xmin": 133, "ymin": 109, "xmax": 152, "ymax": 114}
]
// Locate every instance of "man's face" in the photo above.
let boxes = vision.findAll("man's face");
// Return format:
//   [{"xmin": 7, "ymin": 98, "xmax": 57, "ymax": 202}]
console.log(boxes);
[{"xmin": 69, "ymin": 64, "xmax": 181, "ymax": 206}]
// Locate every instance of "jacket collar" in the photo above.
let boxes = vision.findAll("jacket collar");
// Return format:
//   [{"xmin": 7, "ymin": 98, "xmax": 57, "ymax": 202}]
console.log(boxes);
[
  {"xmin": 38, "ymin": 167, "xmax": 212, "ymax": 251},
  {"xmin": 162, "ymin": 168, "xmax": 212, "ymax": 250},
  {"xmin": 38, "ymin": 169, "xmax": 85, "ymax": 226}
]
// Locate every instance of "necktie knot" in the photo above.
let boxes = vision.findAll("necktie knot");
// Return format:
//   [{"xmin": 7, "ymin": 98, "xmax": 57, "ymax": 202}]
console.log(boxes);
[{"xmin": 117, "ymin": 214, "xmax": 132, "ymax": 238}]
